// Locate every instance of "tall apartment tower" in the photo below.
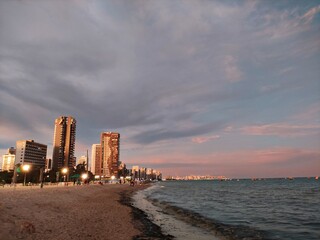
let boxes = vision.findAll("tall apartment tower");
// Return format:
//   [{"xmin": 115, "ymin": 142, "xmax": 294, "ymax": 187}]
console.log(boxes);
[
  {"xmin": 15, "ymin": 140, "xmax": 47, "ymax": 169},
  {"xmin": 100, "ymin": 132, "xmax": 120, "ymax": 177},
  {"xmin": 52, "ymin": 116, "xmax": 76, "ymax": 170},
  {"xmin": 91, "ymin": 144, "xmax": 101, "ymax": 175}
]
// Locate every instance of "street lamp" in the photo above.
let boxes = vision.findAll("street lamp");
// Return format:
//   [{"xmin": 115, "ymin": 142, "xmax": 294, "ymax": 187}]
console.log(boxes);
[
  {"xmin": 111, "ymin": 175, "xmax": 116, "ymax": 184},
  {"xmin": 81, "ymin": 173, "xmax": 88, "ymax": 184},
  {"xmin": 61, "ymin": 167, "xmax": 68, "ymax": 183},
  {"xmin": 22, "ymin": 164, "xmax": 31, "ymax": 186}
]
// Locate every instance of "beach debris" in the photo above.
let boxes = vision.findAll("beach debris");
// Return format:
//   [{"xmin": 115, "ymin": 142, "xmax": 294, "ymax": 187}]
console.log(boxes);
[{"xmin": 20, "ymin": 221, "xmax": 35, "ymax": 234}]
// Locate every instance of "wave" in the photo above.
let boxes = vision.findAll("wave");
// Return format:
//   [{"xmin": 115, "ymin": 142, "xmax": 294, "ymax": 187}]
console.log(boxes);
[{"xmin": 147, "ymin": 197, "xmax": 272, "ymax": 240}]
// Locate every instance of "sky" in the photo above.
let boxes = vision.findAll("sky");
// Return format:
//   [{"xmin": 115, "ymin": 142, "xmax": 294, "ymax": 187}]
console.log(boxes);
[{"xmin": 0, "ymin": 0, "xmax": 319, "ymax": 178}]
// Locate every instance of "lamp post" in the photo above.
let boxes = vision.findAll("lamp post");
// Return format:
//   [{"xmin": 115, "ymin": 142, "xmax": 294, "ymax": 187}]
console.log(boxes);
[
  {"xmin": 111, "ymin": 175, "xmax": 115, "ymax": 184},
  {"xmin": 22, "ymin": 164, "xmax": 31, "ymax": 186},
  {"xmin": 81, "ymin": 173, "xmax": 88, "ymax": 184},
  {"xmin": 62, "ymin": 167, "xmax": 68, "ymax": 185}
]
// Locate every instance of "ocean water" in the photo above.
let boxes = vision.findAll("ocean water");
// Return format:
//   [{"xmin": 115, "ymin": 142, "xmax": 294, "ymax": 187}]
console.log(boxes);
[{"xmin": 133, "ymin": 178, "xmax": 320, "ymax": 240}]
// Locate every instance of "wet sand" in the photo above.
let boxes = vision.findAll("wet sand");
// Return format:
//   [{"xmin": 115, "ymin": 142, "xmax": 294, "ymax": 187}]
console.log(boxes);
[
  {"xmin": 0, "ymin": 184, "xmax": 169, "ymax": 240},
  {"xmin": 132, "ymin": 187, "xmax": 222, "ymax": 240}
]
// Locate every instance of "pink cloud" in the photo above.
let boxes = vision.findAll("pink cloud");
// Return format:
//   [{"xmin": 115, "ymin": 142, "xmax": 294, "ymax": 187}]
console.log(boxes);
[
  {"xmin": 125, "ymin": 147, "xmax": 320, "ymax": 178},
  {"xmin": 224, "ymin": 126, "xmax": 233, "ymax": 132},
  {"xmin": 240, "ymin": 123, "xmax": 320, "ymax": 137},
  {"xmin": 301, "ymin": 5, "xmax": 320, "ymax": 24},
  {"xmin": 246, "ymin": 148, "xmax": 317, "ymax": 164},
  {"xmin": 292, "ymin": 103, "xmax": 320, "ymax": 122},
  {"xmin": 192, "ymin": 135, "xmax": 220, "ymax": 144}
]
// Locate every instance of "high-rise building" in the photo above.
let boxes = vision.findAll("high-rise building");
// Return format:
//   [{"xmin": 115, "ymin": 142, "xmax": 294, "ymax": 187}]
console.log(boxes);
[
  {"xmin": 15, "ymin": 140, "xmax": 47, "ymax": 169},
  {"xmin": 52, "ymin": 116, "xmax": 76, "ymax": 170},
  {"xmin": 100, "ymin": 132, "xmax": 120, "ymax": 177},
  {"xmin": 2, "ymin": 148, "xmax": 16, "ymax": 171},
  {"xmin": 91, "ymin": 144, "xmax": 101, "ymax": 175}
]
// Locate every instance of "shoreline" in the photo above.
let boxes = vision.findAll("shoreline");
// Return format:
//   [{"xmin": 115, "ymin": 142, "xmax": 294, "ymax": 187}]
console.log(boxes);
[
  {"xmin": 119, "ymin": 184, "xmax": 174, "ymax": 240},
  {"xmin": 0, "ymin": 183, "xmax": 168, "ymax": 240},
  {"xmin": 131, "ymin": 185, "xmax": 223, "ymax": 240}
]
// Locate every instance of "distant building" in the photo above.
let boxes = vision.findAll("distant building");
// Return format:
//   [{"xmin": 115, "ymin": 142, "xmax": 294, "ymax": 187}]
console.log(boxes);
[
  {"xmin": 140, "ymin": 167, "xmax": 146, "ymax": 180},
  {"xmin": 77, "ymin": 155, "xmax": 87, "ymax": 166},
  {"xmin": 2, "ymin": 148, "xmax": 16, "ymax": 171},
  {"xmin": 131, "ymin": 166, "xmax": 161, "ymax": 180},
  {"xmin": 8, "ymin": 147, "xmax": 16, "ymax": 155},
  {"xmin": 45, "ymin": 158, "xmax": 52, "ymax": 172},
  {"xmin": 155, "ymin": 170, "xmax": 162, "ymax": 180},
  {"xmin": 146, "ymin": 168, "xmax": 153, "ymax": 180},
  {"xmin": 52, "ymin": 116, "xmax": 76, "ymax": 170},
  {"xmin": 15, "ymin": 140, "xmax": 47, "ymax": 169},
  {"xmin": 118, "ymin": 162, "xmax": 127, "ymax": 177},
  {"xmin": 91, "ymin": 144, "xmax": 101, "ymax": 175},
  {"xmin": 132, "ymin": 165, "xmax": 140, "ymax": 179},
  {"xmin": 119, "ymin": 162, "xmax": 126, "ymax": 169},
  {"xmin": 100, "ymin": 132, "xmax": 120, "ymax": 177}
]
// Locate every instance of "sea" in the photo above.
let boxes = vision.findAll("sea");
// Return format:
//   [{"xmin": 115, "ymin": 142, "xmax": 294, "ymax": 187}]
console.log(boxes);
[{"xmin": 133, "ymin": 178, "xmax": 320, "ymax": 240}]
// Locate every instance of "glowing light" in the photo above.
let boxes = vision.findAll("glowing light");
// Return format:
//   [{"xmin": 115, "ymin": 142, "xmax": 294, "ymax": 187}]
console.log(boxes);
[
  {"xmin": 22, "ymin": 164, "xmax": 31, "ymax": 186},
  {"xmin": 61, "ymin": 168, "xmax": 68, "ymax": 174},
  {"xmin": 111, "ymin": 175, "xmax": 115, "ymax": 180},
  {"xmin": 22, "ymin": 164, "xmax": 31, "ymax": 172},
  {"xmin": 94, "ymin": 175, "xmax": 100, "ymax": 179},
  {"xmin": 81, "ymin": 173, "xmax": 88, "ymax": 180}
]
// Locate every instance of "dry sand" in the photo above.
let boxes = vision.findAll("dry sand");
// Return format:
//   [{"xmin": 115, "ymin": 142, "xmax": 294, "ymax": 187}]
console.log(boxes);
[{"xmin": 0, "ymin": 184, "xmax": 161, "ymax": 240}]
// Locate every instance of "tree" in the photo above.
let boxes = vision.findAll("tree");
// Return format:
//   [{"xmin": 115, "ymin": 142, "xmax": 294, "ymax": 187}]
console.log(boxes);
[{"xmin": 73, "ymin": 163, "xmax": 94, "ymax": 182}]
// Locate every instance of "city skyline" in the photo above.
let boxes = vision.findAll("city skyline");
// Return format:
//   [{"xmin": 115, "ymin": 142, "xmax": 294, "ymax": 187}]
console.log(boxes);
[{"xmin": 0, "ymin": 1, "xmax": 319, "ymax": 178}]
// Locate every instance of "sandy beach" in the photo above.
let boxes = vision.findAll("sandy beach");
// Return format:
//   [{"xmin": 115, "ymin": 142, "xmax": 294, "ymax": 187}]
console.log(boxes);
[{"xmin": 0, "ymin": 184, "xmax": 168, "ymax": 240}]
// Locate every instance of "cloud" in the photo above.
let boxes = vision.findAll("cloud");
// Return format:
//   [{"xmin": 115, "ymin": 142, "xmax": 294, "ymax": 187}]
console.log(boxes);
[
  {"xmin": 240, "ymin": 123, "xmax": 320, "ymax": 137},
  {"xmin": 127, "ymin": 147, "xmax": 320, "ymax": 178},
  {"xmin": 224, "ymin": 55, "xmax": 243, "ymax": 82},
  {"xmin": 192, "ymin": 135, "xmax": 220, "ymax": 144},
  {"xmin": 245, "ymin": 148, "xmax": 319, "ymax": 165},
  {"xmin": 131, "ymin": 121, "xmax": 224, "ymax": 144},
  {"xmin": 254, "ymin": 5, "xmax": 319, "ymax": 40},
  {"xmin": 292, "ymin": 103, "xmax": 320, "ymax": 122},
  {"xmin": 0, "ymin": 1, "xmax": 319, "ymax": 177},
  {"xmin": 301, "ymin": 5, "xmax": 320, "ymax": 24}
]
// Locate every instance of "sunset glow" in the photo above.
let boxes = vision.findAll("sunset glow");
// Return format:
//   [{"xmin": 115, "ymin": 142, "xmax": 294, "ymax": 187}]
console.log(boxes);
[{"xmin": 0, "ymin": 0, "xmax": 319, "ymax": 178}]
